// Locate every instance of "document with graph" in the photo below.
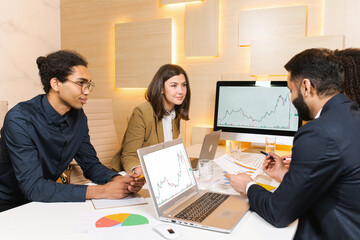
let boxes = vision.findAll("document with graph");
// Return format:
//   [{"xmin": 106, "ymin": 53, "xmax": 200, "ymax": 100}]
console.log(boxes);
[{"xmin": 213, "ymin": 154, "xmax": 257, "ymax": 175}]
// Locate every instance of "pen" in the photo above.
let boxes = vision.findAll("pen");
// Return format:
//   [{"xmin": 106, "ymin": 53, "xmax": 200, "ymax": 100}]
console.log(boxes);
[
  {"xmin": 260, "ymin": 150, "xmax": 275, "ymax": 161},
  {"xmin": 138, "ymin": 174, "xmax": 144, "ymax": 179},
  {"xmin": 259, "ymin": 150, "xmax": 269, "ymax": 156},
  {"xmin": 260, "ymin": 151, "xmax": 291, "ymax": 161}
]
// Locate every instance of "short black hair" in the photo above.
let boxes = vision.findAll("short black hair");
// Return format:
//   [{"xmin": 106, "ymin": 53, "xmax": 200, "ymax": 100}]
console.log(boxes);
[
  {"xmin": 36, "ymin": 50, "xmax": 88, "ymax": 93},
  {"xmin": 284, "ymin": 48, "xmax": 343, "ymax": 97}
]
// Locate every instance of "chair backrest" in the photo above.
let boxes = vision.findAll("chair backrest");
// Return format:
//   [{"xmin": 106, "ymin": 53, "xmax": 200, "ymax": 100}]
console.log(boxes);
[
  {"xmin": 0, "ymin": 101, "xmax": 8, "ymax": 132},
  {"xmin": 70, "ymin": 99, "xmax": 120, "ymax": 184}
]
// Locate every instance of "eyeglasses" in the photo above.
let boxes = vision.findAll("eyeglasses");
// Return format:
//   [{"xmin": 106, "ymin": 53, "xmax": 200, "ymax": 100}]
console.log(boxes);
[{"xmin": 66, "ymin": 79, "xmax": 95, "ymax": 93}]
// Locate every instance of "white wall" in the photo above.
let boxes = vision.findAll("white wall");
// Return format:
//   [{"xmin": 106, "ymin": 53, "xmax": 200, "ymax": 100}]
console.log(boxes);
[{"xmin": 0, "ymin": 0, "xmax": 60, "ymax": 108}]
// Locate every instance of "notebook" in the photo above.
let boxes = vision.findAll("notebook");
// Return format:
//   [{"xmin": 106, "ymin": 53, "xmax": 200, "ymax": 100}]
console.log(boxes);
[
  {"xmin": 190, "ymin": 130, "xmax": 222, "ymax": 169},
  {"xmin": 137, "ymin": 138, "xmax": 249, "ymax": 233}
]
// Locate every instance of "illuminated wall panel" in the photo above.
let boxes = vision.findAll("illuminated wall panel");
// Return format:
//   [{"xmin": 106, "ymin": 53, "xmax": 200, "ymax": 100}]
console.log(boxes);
[
  {"xmin": 239, "ymin": 6, "xmax": 307, "ymax": 46},
  {"xmin": 161, "ymin": 0, "xmax": 202, "ymax": 5},
  {"xmin": 185, "ymin": 0, "xmax": 219, "ymax": 57},
  {"xmin": 251, "ymin": 35, "xmax": 344, "ymax": 75},
  {"xmin": 115, "ymin": 18, "xmax": 172, "ymax": 88},
  {"xmin": 324, "ymin": 0, "xmax": 360, "ymax": 47}
]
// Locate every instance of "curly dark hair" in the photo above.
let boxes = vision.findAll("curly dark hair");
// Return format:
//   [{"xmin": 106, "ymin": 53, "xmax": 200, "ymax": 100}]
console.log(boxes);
[
  {"xmin": 284, "ymin": 48, "xmax": 343, "ymax": 97},
  {"xmin": 145, "ymin": 64, "xmax": 191, "ymax": 120},
  {"xmin": 334, "ymin": 48, "xmax": 360, "ymax": 105},
  {"xmin": 36, "ymin": 50, "xmax": 88, "ymax": 93}
]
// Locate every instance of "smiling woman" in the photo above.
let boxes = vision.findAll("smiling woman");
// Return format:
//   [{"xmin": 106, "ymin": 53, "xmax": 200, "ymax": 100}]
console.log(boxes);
[{"xmin": 110, "ymin": 64, "xmax": 191, "ymax": 174}]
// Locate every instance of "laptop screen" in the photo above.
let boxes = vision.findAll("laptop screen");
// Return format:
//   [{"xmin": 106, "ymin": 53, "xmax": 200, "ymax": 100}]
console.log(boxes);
[{"xmin": 142, "ymin": 142, "xmax": 196, "ymax": 207}]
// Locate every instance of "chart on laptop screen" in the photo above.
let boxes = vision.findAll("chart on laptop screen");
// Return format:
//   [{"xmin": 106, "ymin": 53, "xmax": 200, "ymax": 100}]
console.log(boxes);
[
  {"xmin": 142, "ymin": 143, "xmax": 196, "ymax": 207},
  {"xmin": 217, "ymin": 86, "xmax": 299, "ymax": 131}
]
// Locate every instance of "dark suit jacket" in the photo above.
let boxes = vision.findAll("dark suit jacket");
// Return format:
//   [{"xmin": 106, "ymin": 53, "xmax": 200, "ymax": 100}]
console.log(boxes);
[{"xmin": 248, "ymin": 94, "xmax": 360, "ymax": 239}]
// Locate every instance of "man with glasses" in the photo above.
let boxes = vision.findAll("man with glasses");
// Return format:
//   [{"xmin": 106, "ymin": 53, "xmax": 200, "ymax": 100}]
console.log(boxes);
[{"xmin": 0, "ymin": 50, "xmax": 144, "ymax": 212}]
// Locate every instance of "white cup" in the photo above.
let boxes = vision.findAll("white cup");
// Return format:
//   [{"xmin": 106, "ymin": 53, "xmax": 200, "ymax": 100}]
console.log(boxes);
[{"xmin": 197, "ymin": 159, "xmax": 213, "ymax": 190}]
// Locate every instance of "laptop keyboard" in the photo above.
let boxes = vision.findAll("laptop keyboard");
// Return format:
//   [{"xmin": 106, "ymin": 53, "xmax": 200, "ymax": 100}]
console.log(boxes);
[{"xmin": 174, "ymin": 192, "xmax": 230, "ymax": 222}]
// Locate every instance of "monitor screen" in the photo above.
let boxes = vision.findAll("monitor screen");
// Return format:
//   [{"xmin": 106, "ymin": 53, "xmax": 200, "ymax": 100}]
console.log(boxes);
[
  {"xmin": 213, "ymin": 81, "xmax": 302, "ymax": 145},
  {"xmin": 142, "ymin": 142, "xmax": 196, "ymax": 208}
]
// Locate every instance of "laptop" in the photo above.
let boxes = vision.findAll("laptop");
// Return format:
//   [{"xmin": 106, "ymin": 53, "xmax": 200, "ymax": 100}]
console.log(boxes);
[
  {"xmin": 137, "ymin": 138, "xmax": 249, "ymax": 233},
  {"xmin": 190, "ymin": 130, "xmax": 222, "ymax": 169}
]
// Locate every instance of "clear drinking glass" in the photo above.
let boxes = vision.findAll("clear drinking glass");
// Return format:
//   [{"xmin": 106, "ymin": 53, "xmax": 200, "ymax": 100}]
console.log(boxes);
[
  {"xmin": 265, "ymin": 137, "xmax": 276, "ymax": 153},
  {"xmin": 229, "ymin": 141, "xmax": 241, "ymax": 160},
  {"xmin": 197, "ymin": 159, "xmax": 214, "ymax": 190}
]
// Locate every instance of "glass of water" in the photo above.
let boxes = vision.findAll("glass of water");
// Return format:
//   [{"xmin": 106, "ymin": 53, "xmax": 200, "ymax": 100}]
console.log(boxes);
[
  {"xmin": 265, "ymin": 137, "xmax": 276, "ymax": 153},
  {"xmin": 197, "ymin": 159, "xmax": 213, "ymax": 190}
]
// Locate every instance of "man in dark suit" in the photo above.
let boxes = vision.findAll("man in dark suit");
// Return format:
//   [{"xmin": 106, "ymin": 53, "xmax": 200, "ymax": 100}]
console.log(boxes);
[{"xmin": 225, "ymin": 48, "xmax": 360, "ymax": 239}]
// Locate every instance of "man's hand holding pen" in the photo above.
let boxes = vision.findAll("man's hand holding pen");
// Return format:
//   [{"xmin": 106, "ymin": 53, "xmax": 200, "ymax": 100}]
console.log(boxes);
[{"xmin": 262, "ymin": 152, "xmax": 289, "ymax": 182}]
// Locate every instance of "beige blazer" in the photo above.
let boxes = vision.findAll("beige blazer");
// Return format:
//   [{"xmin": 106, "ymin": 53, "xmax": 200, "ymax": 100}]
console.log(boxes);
[{"xmin": 110, "ymin": 101, "xmax": 181, "ymax": 172}]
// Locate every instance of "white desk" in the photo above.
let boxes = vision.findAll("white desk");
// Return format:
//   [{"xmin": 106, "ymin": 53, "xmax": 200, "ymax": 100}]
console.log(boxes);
[
  {"xmin": 0, "ymin": 145, "xmax": 297, "ymax": 240},
  {"xmin": 0, "ymin": 199, "xmax": 297, "ymax": 240}
]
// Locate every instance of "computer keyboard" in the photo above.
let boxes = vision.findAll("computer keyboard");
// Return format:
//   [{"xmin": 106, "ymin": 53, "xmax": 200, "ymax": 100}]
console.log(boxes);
[{"xmin": 174, "ymin": 192, "xmax": 229, "ymax": 222}]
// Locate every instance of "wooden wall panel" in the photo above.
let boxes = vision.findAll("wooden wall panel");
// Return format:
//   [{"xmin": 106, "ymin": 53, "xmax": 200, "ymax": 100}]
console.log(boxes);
[
  {"xmin": 61, "ymin": 0, "xmax": 326, "ymax": 146},
  {"xmin": 185, "ymin": 0, "xmax": 219, "ymax": 56},
  {"xmin": 238, "ymin": 6, "xmax": 307, "ymax": 46},
  {"xmin": 250, "ymin": 35, "xmax": 345, "ymax": 76},
  {"xmin": 324, "ymin": 0, "xmax": 360, "ymax": 47},
  {"xmin": 115, "ymin": 18, "xmax": 172, "ymax": 88},
  {"xmin": 161, "ymin": 0, "xmax": 202, "ymax": 5}
]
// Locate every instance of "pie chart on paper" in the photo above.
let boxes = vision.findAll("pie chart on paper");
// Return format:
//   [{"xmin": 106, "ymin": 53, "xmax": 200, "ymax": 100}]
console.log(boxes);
[{"xmin": 95, "ymin": 213, "xmax": 149, "ymax": 228}]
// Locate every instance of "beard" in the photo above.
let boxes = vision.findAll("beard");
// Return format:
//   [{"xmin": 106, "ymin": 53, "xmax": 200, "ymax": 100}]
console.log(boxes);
[{"xmin": 292, "ymin": 91, "xmax": 313, "ymax": 121}]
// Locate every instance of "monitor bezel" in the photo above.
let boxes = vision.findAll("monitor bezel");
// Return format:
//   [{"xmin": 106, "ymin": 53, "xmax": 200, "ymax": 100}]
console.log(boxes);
[{"xmin": 213, "ymin": 81, "xmax": 302, "ymax": 137}]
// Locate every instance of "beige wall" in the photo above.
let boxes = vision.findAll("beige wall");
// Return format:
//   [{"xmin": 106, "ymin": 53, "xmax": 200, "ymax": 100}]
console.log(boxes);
[
  {"xmin": 0, "ymin": 0, "xmax": 60, "ymax": 108},
  {"xmin": 60, "ymin": 0, "xmax": 359, "ymax": 146}
]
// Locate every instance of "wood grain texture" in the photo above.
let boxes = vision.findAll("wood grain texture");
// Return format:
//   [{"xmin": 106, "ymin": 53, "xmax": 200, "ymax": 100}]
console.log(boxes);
[
  {"xmin": 324, "ymin": 0, "xmax": 360, "ymax": 47},
  {"xmin": 238, "ymin": 5, "xmax": 307, "ymax": 46},
  {"xmin": 60, "ymin": 0, "xmax": 325, "ymax": 146},
  {"xmin": 161, "ymin": 0, "xmax": 202, "ymax": 5},
  {"xmin": 250, "ymin": 35, "xmax": 344, "ymax": 75},
  {"xmin": 185, "ymin": 0, "xmax": 219, "ymax": 56},
  {"xmin": 115, "ymin": 18, "xmax": 172, "ymax": 88}
]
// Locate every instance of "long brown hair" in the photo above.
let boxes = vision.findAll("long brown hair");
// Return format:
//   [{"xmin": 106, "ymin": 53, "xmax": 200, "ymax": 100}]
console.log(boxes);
[
  {"xmin": 334, "ymin": 48, "xmax": 360, "ymax": 105},
  {"xmin": 145, "ymin": 64, "xmax": 191, "ymax": 120}
]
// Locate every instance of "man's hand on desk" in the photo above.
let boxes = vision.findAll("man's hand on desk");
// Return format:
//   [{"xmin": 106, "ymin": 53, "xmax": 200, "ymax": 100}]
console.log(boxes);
[
  {"xmin": 224, "ymin": 172, "xmax": 252, "ymax": 196},
  {"xmin": 86, "ymin": 174, "xmax": 145, "ymax": 199},
  {"xmin": 263, "ymin": 152, "xmax": 288, "ymax": 182},
  {"xmin": 125, "ymin": 172, "xmax": 145, "ymax": 193}
]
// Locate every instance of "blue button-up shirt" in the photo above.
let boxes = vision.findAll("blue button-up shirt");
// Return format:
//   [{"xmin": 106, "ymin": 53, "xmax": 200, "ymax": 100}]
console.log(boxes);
[{"xmin": 0, "ymin": 95, "xmax": 117, "ymax": 203}]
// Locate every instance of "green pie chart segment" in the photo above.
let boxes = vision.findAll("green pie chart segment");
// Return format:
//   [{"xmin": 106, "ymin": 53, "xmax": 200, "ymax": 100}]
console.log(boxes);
[
  {"xmin": 122, "ymin": 213, "xmax": 149, "ymax": 226},
  {"xmin": 96, "ymin": 213, "xmax": 149, "ymax": 228}
]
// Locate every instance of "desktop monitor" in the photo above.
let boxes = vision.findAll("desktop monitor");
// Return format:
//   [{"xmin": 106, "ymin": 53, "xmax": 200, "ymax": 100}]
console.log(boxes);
[{"xmin": 213, "ymin": 81, "xmax": 302, "ymax": 145}]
